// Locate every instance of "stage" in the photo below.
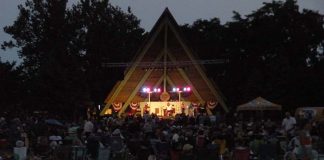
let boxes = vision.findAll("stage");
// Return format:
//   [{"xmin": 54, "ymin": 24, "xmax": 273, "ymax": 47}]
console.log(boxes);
[{"xmin": 139, "ymin": 101, "xmax": 194, "ymax": 117}]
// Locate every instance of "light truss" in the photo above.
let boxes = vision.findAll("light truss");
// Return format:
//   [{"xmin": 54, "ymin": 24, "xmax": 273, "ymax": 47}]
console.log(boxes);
[{"xmin": 102, "ymin": 59, "xmax": 228, "ymax": 68}]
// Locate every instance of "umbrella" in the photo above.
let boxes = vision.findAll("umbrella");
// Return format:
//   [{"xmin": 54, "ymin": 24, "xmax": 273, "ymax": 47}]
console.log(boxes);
[{"xmin": 45, "ymin": 119, "xmax": 64, "ymax": 127}]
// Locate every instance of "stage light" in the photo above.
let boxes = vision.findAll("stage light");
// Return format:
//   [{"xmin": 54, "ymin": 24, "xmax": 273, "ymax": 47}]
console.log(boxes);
[
  {"xmin": 172, "ymin": 88, "xmax": 176, "ymax": 92},
  {"xmin": 157, "ymin": 88, "xmax": 161, "ymax": 92},
  {"xmin": 183, "ymin": 87, "xmax": 187, "ymax": 91},
  {"xmin": 154, "ymin": 88, "xmax": 157, "ymax": 92},
  {"xmin": 176, "ymin": 88, "xmax": 180, "ymax": 92},
  {"xmin": 142, "ymin": 87, "xmax": 152, "ymax": 93}
]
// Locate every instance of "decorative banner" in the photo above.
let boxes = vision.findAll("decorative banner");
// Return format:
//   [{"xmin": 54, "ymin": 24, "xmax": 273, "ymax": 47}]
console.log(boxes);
[
  {"xmin": 112, "ymin": 102, "xmax": 122, "ymax": 111},
  {"xmin": 191, "ymin": 102, "xmax": 200, "ymax": 108},
  {"xmin": 160, "ymin": 92, "xmax": 170, "ymax": 101},
  {"xmin": 130, "ymin": 102, "xmax": 139, "ymax": 110},
  {"xmin": 207, "ymin": 100, "xmax": 218, "ymax": 109}
]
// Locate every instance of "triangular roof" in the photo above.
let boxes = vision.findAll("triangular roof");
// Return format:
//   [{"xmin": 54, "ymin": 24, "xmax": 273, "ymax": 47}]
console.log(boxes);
[
  {"xmin": 237, "ymin": 97, "xmax": 282, "ymax": 111},
  {"xmin": 101, "ymin": 8, "xmax": 228, "ymax": 116}
]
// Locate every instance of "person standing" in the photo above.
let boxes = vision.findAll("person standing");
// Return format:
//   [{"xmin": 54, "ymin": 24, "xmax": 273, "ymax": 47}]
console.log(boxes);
[
  {"xmin": 83, "ymin": 119, "xmax": 94, "ymax": 139},
  {"xmin": 282, "ymin": 112, "xmax": 297, "ymax": 138},
  {"xmin": 291, "ymin": 121, "xmax": 318, "ymax": 160}
]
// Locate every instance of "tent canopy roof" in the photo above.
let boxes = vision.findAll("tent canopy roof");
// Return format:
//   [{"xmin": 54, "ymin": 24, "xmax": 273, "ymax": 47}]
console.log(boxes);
[{"xmin": 237, "ymin": 97, "xmax": 282, "ymax": 111}]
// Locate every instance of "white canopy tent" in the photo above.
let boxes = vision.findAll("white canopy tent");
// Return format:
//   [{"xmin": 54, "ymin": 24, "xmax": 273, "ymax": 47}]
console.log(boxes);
[{"xmin": 237, "ymin": 97, "xmax": 282, "ymax": 111}]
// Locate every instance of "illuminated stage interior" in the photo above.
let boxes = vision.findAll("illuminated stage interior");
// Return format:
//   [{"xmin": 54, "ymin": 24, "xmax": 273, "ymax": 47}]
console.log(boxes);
[
  {"xmin": 139, "ymin": 101, "xmax": 193, "ymax": 117},
  {"xmin": 100, "ymin": 9, "xmax": 228, "ymax": 117}
]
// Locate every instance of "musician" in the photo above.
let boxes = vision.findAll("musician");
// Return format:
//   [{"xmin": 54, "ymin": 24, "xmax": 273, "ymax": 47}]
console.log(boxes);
[{"xmin": 167, "ymin": 104, "xmax": 173, "ymax": 117}]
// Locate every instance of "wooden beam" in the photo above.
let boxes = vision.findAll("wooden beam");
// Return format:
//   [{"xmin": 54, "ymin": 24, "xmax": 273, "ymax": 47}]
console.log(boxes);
[
  {"xmin": 168, "ymin": 22, "xmax": 229, "ymax": 112},
  {"xmin": 167, "ymin": 51, "xmax": 204, "ymax": 103},
  {"xmin": 104, "ymin": 20, "xmax": 167, "ymax": 110},
  {"xmin": 206, "ymin": 107, "xmax": 213, "ymax": 116},
  {"xmin": 166, "ymin": 75, "xmax": 176, "ymax": 87},
  {"xmin": 143, "ymin": 75, "xmax": 185, "ymax": 101},
  {"xmin": 166, "ymin": 75, "xmax": 185, "ymax": 101},
  {"xmin": 117, "ymin": 52, "xmax": 165, "ymax": 117},
  {"xmin": 118, "ymin": 70, "xmax": 153, "ymax": 117},
  {"xmin": 143, "ymin": 75, "xmax": 164, "ymax": 101}
]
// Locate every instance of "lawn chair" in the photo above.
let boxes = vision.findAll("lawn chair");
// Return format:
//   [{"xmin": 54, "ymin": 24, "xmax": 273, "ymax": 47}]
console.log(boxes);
[
  {"xmin": 98, "ymin": 147, "xmax": 110, "ymax": 160},
  {"xmin": 110, "ymin": 136, "xmax": 126, "ymax": 160},
  {"xmin": 156, "ymin": 141, "xmax": 170, "ymax": 160},
  {"xmin": 259, "ymin": 143, "xmax": 277, "ymax": 160},
  {"xmin": 71, "ymin": 146, "xmax": 87, "ymax": 160},
  {"xmin": 206, "ymin": 143, "xmax": 220, "ymax": 159},
  {"xmin": 232, "ymin": 148, "xmax": 250, "ymax": 160},
  {"xmin": 318, "ymin": 141, "xmax": 324, "ymax": 160}
]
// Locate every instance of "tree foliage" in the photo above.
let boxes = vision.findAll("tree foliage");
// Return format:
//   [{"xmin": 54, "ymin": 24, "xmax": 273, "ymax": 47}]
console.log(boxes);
[
  {"xmin": 1, "ymin": 0, "xmax": 323, "ymax": 115},
  {"xmin": 0, "ymin": 59, "xmax": 24, "ymax": 111},
  {"xmin": 70, "ymin": 0, "xmax": 144, "ymax": 104},
  {"xmin": 1, "ymin": 0, "xmax": 144, "ymax": 115},
  {"xmin": 183, "ymin": 0, "xmax": 324, "ymax": 110}
]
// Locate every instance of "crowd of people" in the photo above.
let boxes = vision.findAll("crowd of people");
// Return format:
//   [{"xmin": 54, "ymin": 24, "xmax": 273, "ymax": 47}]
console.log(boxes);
[{"xmin": 0, "ymin": 110, "xmax": 323, "ymax": 160}]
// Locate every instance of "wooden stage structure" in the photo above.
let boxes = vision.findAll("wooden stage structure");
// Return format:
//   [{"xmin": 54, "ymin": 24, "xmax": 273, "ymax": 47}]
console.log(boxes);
[{"xmin": 100, "ymin": 8, "xmax": 228, "ymax": 117}]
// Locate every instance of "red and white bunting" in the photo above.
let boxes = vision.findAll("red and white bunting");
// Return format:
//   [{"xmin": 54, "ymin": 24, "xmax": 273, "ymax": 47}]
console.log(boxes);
[
  {"xmin": 207, "ymin": 100, "xmax": 218, "ymax": 109},
  {"xmin": 130, "ymin": 102, "xmax": 139, "ymax": 110},
  {"xmin": 191, "ymin": 102, "xmax": 200, "ymax": 108},
  {"xmin": 112, "ymin": 102, "xmax": 122, "ymax": 111}
]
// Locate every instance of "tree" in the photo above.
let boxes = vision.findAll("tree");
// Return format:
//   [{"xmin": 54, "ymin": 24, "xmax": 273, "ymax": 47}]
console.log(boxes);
[
  {"xmin": 70, "ymin": 0, "xmax": 145, "ymax": 105},
  {"xmin": 181, "ymin": 18, "xmax": 227, "ymax": 78},
  {"xmin": 2, "ymin": 0, "xmax": 89, "ymax": 115},
  {"xmin": 2, "ymin": 0, "xmax": 144, "ymax": 116},
  {"xmin": 228, "ymin": 0, "xmax": 324, "ymax": 108},
  {"xmin": 0, "ymin": 59, "xmax": 24, "ymax": 112},
  {"xmin": 182, "ymin": 0, "xmax": 324, "ymax": 109}
]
